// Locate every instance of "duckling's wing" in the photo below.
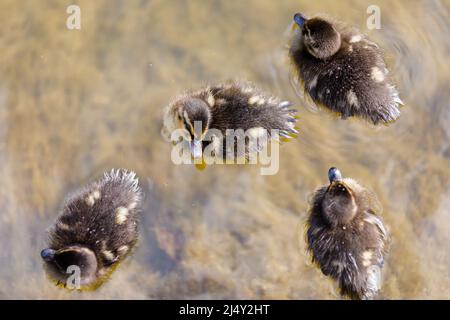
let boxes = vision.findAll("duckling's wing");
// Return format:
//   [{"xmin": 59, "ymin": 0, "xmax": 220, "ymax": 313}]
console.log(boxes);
[
  {"xmin": 289, "ymin": 71, "xmax": 320, "ymax": 113},
  {"xmin": 364, "ymin": 212, "xmax": 388, "ymax": 243},
  {"xmin": 209, "ymin": 83, "xmax": 299, "ymax": 146},
  {"xmin": 361, "ymin": 212, "xmax": 389, "ymax": 299}
]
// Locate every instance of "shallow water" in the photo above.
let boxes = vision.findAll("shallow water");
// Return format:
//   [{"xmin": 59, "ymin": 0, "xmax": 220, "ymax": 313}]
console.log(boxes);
[{"xmin": 0, "ymin": 0, "xmax": 449, "ymax": 299}]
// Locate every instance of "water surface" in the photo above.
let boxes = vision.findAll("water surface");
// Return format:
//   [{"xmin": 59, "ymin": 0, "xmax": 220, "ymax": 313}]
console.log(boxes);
[{"xmin": 0, "ymin": 0, "xmax": 449, "ymax": 299}]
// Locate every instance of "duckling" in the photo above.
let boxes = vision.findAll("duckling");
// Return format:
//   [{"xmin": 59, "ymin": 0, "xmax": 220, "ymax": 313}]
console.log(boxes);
[
  {"xmin": 41, "ymin": 169, "xmax": 142, "ymax": 290},
  {"xmin": 161, "ymin": 81, "xmax": 298, "ymax": 162},
  {"xmin": 289, "ymin": 13, "xmax": 403, "ymax": 125},
  {"xmin": 306, "ymin": 167, "xmax": 388, "ymax": 300}
]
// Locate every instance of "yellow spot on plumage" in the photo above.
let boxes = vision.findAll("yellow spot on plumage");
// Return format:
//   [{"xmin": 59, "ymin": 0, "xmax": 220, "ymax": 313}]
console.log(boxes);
[
  {"xmin": 86, "ymin": 195, "xmax": 95, "ymax": 206},
  {"xmin": 117, "ymin": 245, "xmax": 129, "ymax": 255},
  {"xmin": 115, "ymin": 207, "xmax": 129, "ymax": 225},
  {"xmin": 371, "ymin": 67, "xmax": 384, "ymax": 82},
  {"xmin": 216, "ymin": 98, "xmax": 226, "ymax": 105},
  {"xmin": 349, "ymin": 35, "xmax": 362, "ymax": 43},
  {"xmin": 362, "ymin": 251, "xmax": 373, "ymax": 267},
  {"xmin": 308, "ymin": 75, "xmax": 318, "ymax": 90},
  {"xmin": 92, "ymin": 190, "xmax": 101, "ymax": 200},
  {"xmin": 248, "ymin": 96, "xmax": 260, "ymax": 105},
  {"xmin": 128, "ymin": 201, "xmax": 137, "ymax": 210},
  {"xmin": 346, "ymin": 89, "xmax": 360, "ymax": 108},
  {"xmin": 85, "ymin": 190, "xmax": 101, "ymax": 206},
  {"xmin": 102, "ymin": 250, "xmax": 115, "ymax": 261},
  {"xmin": 207, "ymin": 93, "xmax": 215, "ymax": 107},
  {"xmin": 57, "ymin": 221, "xmax": 70, "ymax": 230}
]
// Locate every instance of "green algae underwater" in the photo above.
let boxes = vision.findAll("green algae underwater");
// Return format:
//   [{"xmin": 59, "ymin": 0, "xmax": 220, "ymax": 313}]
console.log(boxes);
[{"xmin": 0, "ymin": 0, "xmax": 449, "ymax": 299}]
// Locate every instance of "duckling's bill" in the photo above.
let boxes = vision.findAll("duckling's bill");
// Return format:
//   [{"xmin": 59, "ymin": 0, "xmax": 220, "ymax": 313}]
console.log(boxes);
[
  {"xmin": 328, "ymin": 167, "xmax": 343, "ymax": 182},
  {"xmin": 190, "ymin": 139, "xmax": 203, "ymax": 159},
  {"xmin": 293, "ymin": 13, "xmax": 307, "ymax": 27}
]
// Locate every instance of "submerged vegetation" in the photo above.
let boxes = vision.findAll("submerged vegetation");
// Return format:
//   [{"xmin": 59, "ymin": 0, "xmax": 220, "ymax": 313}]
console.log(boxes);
[{"xmin": 0, "ymin": 0, "xmax": 449, "ymax": 299}]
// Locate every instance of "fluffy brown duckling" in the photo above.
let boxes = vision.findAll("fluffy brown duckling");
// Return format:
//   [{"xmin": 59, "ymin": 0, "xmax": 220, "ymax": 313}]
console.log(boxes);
[
  {"xmin": 41, "ymin": 169, "xmax": 142, "ymax": 290},
  {"xmin": 289, "ymin": 13, "xmax": 403, "ymax": 125},
  {"xmin": 306, "ymin": 167, "xmax": 389, "ymax": 299},
  {"xmin": 161, "ymin": 81, "xmax": 298, "ymax": 162}
]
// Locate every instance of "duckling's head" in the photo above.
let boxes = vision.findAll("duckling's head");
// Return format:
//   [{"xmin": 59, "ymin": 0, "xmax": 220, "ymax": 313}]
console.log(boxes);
[
  {"xmin": 174, "ymin": 98, "xmax": 211, "ymax": 158},
  {"xmin": 41, "ymin": 245, "xmax": 98, "ymax": 287},
  {"xmin": 293, "ymin": 13, "xmax": 341, "ymax": 60},
  {"xmin": 321, "ymin": 167, "xmax": 358, "ymax": 227}
]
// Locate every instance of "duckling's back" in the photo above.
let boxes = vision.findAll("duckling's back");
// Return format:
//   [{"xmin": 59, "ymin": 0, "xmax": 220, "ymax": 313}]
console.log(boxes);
[
  {"xmin": 307, "ymin": 184, "xmax": 388, "ymax": 300},
  {"xmin": 49, "ymin": 169, "xmax": 142, "ymax": 266},
  {"xmin": 292, "ymin": 30, "xmax": 402, "ymax": 124},
  {"xmin": 207, "ymin": 82, "xmax": 297, "ymax": 135}
]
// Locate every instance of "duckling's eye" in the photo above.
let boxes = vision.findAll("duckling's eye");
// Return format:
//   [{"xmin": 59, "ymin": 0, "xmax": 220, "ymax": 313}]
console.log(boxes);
[{"xmin": 335, "ymin": 184, "xmax": 348, "ymax": 194}]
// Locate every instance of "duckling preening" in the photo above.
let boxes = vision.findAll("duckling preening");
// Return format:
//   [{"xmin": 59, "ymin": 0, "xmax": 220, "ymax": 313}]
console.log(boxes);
[
  {"xmin": 161, "ymin": 81, "xmax": 298, "ymax": 162},
  {"xmin": 306, "ymin": 167, "xmax": 389, "ymax": 300},
  {"xmin": 41, "ymin": 169, "xmax": 142, "ymax": 290},
  {"xmin": 289, "ymin": 13, "xmax": 403, "ymax": 125}
]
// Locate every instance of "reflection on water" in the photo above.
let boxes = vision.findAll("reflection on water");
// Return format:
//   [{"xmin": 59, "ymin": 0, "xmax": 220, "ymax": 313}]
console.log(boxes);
[{"xmin": 0, "ymin": 0, "xmax": 449, "ymax": 299}]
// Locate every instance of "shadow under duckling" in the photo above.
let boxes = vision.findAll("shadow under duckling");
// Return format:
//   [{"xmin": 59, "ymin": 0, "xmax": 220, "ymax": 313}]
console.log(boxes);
[
  {"xmin": 41, "ymin": 169, "xmax": 142, "ymax": 290},
  {"xmin": 161, "ymin": 81, "xmax": 298, "ymax": 163},
  {"xmin": 289, "ymin": 13, "xmax": 403, "ymax": 125},
  {"xmin": 306, "ymin": 167, "xmax": 389, "ymax": 300}
]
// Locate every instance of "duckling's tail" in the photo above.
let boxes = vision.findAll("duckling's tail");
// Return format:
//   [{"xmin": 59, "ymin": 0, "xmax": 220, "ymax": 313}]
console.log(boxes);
[
  {"xmin": 101, "ymin": 169, "xmax": 142, "ymax": 208},
  {"xmin": 276, "ymin": 101, "xmax": 299, "ymax": 140}
]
